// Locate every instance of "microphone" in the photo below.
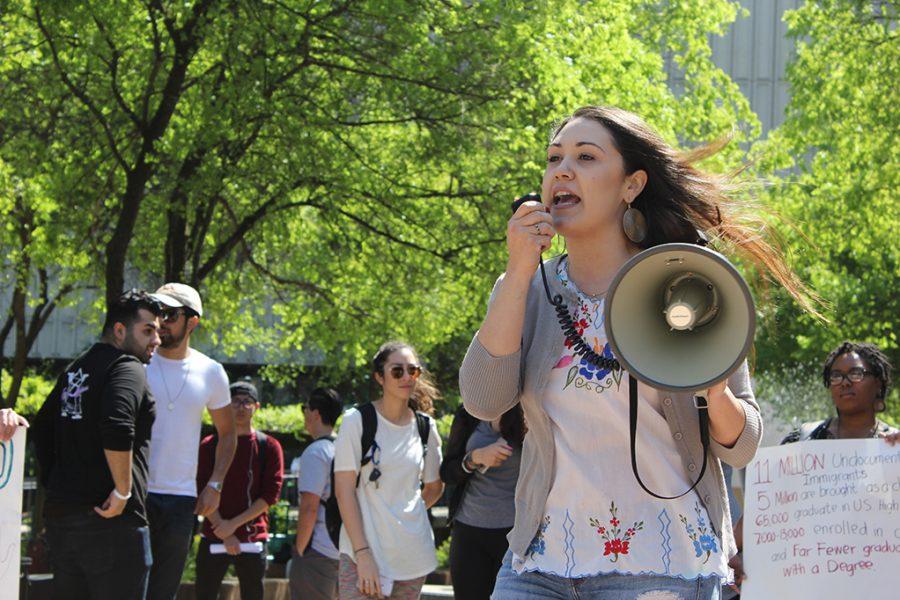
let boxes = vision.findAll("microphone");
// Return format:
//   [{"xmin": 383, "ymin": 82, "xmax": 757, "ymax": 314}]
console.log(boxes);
[{"xmin": 510, "ymin": 192, "xmax": 542, "ymax": 215}]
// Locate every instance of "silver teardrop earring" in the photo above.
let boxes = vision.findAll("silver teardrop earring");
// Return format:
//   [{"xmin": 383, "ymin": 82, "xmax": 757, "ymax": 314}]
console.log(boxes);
[{"xmin": 623, "ymin": 201, "xmax": 647, "ymax": 244}]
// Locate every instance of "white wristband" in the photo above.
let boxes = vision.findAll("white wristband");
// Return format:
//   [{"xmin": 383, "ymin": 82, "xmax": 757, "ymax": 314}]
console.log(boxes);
[{"xmin": 113, "ymin": 488, "xmax": 132, "ymax": 500}]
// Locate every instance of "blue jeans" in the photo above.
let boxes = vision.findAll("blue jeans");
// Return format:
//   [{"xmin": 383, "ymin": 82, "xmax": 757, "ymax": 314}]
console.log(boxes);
[
  {"xmin": 46, "ymin": 511, "xmax": 152, "ymax": 600},
  {"xmin": 492, "ymin": 551, "xmax": 722, "ymax": 600},
  {"xmin": 146, "ymin": 493, "xmax": 197, "ymax": 600}
]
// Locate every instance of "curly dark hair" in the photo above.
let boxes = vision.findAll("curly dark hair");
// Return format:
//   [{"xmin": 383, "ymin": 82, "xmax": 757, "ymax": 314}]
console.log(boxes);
[{"xmin": 822, "ymin": 341, "xmax": 892, "ymax": 402}]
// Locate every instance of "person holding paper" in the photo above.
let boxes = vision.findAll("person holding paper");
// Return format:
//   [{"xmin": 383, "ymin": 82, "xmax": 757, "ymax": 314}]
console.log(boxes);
[
  {"xmin": 730, "ymin": 340, "xmax": 898, "ymax": 590},
  {"xmin": 782, "ymin": 341, "xmax": 897, "ymax": 444},
  {"xmin": 194, "ymin": 381, "xmax": 284, "ymax": 600},
  {"xmin": 31, "ymin": 290, "xmax": 162, "ymax": 600},
  {"xmin": 333, "ymin": 341, "xmax": 444, "ymax": 599},
  {"xmin": 440, "ymin": 403, "xmax": 525, "ymax": 600}
]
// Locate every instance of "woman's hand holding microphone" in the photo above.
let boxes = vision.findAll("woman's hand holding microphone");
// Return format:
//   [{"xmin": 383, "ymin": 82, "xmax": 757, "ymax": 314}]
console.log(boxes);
[{"xmin": 506, "ymin": 196, "xmax": 555, "ymax": 281}]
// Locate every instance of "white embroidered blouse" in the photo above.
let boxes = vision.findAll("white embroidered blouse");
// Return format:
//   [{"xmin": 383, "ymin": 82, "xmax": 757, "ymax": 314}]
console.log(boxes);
[{"xmin": 513, "ymin": 258, "xmax": 729, "ymax": 582}]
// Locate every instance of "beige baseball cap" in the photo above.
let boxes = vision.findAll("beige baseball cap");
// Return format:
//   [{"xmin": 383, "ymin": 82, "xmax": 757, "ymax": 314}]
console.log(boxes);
[{"xmin": 152, "ymin": 283, "xmax": 203, "ymax": 317}]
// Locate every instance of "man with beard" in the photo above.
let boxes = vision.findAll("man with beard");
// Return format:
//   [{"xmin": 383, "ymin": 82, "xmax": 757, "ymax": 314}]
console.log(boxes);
[
  {"xmin": 31, "ymin": 289, "xmax": 162, "ymax": 599},
  {"xmin": 145, "ymin": 283, "xmax": 236, "ymax": 600}
]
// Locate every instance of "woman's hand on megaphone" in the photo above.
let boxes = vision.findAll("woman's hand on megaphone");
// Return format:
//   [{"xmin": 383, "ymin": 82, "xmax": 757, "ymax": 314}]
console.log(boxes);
[
  {"xmin": 507, "ymin": 197, "xmax": 555, "ymax": 279},
  {"xmin": 704, "ymin": 378, "xmax": 746, "ymax": 448},
  {"xmin": 705, "ymin": 379, "xmax": 729, "ymax": 402}
]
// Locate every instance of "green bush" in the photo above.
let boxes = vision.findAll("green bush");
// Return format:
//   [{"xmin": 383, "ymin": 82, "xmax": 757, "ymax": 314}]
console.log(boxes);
[{"xmin": 435, "ymin": 535, "xmax": 451, "ymax": 569}]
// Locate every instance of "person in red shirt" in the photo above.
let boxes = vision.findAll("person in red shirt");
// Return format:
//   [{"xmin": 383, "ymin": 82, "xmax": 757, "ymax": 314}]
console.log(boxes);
[{"xmin": 195, "ymin": 381, "xmax": 284, "ymax": 600}]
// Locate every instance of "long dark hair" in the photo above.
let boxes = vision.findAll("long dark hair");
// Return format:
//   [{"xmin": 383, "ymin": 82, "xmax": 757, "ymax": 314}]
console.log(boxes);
[
  {"xmin": 499, "ymin": 403, "xmax": 527, "ymax": 448},
  {"xmin": 372, "ymin": 341, "xmax": 439, "ymax": 416},
  {"xmin": 552, "ymin": 106, "xmax": 822, "ymax": 319}
]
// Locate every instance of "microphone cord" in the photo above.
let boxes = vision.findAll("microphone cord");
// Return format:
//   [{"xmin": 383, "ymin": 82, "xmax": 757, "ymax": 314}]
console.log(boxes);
[
  {"xmin": 513, "ymin": 194, "xmax": 708, "ymax": 501},
  {"xmin": 537, "ymin": 256, "xmax": 621, "ymax": 373}
]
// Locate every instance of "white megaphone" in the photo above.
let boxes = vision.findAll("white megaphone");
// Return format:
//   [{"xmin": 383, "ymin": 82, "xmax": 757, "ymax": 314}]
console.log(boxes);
[{"xmin": 603, "ymin": 243, "xmax": 755, "ymax": 392}]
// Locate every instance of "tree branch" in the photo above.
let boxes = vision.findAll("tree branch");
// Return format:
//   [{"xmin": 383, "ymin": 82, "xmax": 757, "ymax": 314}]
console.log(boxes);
[
  {"xmin": 90, "ymin": 10, "xmax": 143, "ymax": 128},
  {"xmin": 34, "ymin": 5, "xmax": 130, "ymax": 172}
]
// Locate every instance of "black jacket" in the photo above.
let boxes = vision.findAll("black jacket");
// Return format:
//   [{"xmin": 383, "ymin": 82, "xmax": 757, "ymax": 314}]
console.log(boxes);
[
  {"xmin": 439, "ymin": 405, "xmax": 481, "ymax": 523},
  {"xmin": 32, "ymin": 343, "xmax": 156, "ymax": 524}
]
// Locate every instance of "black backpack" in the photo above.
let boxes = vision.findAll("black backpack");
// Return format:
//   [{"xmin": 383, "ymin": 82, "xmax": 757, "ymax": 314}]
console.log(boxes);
[{"xmin": 322, "ymin": 402, "xmax": 430, "ymax": 548}]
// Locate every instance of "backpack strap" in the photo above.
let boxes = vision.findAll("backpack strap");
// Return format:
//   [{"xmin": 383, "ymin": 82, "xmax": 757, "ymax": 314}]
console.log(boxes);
[
  {"xmin": 255, "ymin": 430, "xmax": 268, "ymax": 480},
  {"xmin": 358, "ymin": 403, "xmax": 378, "ymax": 467},
  {"xmin": 415, "ymin": 412, "xmax": 430, "ymax": 460}
]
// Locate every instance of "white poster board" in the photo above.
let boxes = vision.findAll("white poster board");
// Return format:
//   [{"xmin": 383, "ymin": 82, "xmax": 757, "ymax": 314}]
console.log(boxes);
[
  {"xmin": 0, "ymin": 428, "xmax": 26, "ymax": 598},
  {"xmin": 743, "ymin": 439, "xmax": 900, "ymax": 599}
]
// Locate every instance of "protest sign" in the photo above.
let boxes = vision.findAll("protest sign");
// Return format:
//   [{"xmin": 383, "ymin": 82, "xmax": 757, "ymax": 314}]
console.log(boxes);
[
  {"xmin": 0, "ymin": 428, "xmax": 26, "ymax": 597},
  {"xmin": 742, "ymin": 439, "xmax": 900, "ymax": 599}
]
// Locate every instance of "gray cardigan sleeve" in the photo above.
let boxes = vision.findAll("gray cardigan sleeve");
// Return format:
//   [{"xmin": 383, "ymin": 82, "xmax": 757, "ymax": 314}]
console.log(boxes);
[
  {"xmin": 709, "ymin": 360, "xmax": 762, "ymax": 468},
  {"xmin": 458, "ymin": 274, "xmax": 523, "ymax": 421}
]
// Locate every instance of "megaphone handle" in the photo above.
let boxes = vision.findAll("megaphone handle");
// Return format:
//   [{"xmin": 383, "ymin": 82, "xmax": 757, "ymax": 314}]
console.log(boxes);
[{"xmin": 628, "ymin": 376, "xmax": 711, "ymax": 500}]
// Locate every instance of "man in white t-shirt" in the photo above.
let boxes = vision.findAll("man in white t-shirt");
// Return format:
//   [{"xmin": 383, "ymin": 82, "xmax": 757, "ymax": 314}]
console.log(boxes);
[
  {"xmin": 289, "ymin": 388, "xmax": 343, "ymax": 600},
  {"xmin": 146, "ymin": 283, "xmax": 237, "ymax": 600}
]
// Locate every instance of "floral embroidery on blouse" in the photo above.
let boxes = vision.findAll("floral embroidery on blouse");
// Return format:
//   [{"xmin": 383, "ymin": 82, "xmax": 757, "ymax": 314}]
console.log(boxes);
[
  {"xmin": 564, "ymin": 315, "xmax": 590, "ymax": 349},
  {"xmin": 678, "ymin": 502, "xmax": 719, "ymax": 564},
  {"xmin": 551, "ymin": 259, "xmax": 623, "ymax": 394},
  {"xmin": 525, "ymin": 515, "xmax": 551, "ymax": 559},
  {"xmin": 589, "ymin": 501, "xmax": 644, "ymax": 563}
]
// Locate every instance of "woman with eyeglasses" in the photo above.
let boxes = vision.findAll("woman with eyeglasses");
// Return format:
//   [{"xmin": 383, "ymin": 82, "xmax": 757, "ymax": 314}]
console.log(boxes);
[
  {"xmin": 333, "ymin": 341, "xmax": 444, "ymax": 599},
  {"xmin": 729, "ymin": 341, "xmax": 898, "ymax": 591},
  {"xmin": 781, "ymin": 341, "xmax": 896, "ymax": 443}
]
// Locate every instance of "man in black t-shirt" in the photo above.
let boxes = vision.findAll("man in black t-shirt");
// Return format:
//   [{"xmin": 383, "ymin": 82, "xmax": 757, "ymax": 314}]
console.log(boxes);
[{"xmin": 32, "ymin": 289, "xmax": 162, "ymax": 600}]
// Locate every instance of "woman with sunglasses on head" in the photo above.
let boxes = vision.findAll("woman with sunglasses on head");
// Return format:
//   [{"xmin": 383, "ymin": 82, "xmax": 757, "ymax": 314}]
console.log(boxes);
[
  {"xmin": 729, "ymin": 341, "xmax": 897, "ymax": 591},
  {"xmin": 460, "ymin": 106, "xmax": 821, "ymax": 599},
  {"xmin": 333, "ymin": 341, "xmax": 444, "ymax": 599}
]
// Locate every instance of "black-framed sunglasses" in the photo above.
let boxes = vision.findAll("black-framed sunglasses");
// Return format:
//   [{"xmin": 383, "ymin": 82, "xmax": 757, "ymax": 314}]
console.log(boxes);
[
  {"xmin": 231, "ymin": 398, "xmax": 257, "ymax": 408},
  {"xmin": 828, "ymin": 368, "xmax": 873, "ymax": 386},
  {"xmin": 389, "ymin": 364, "xmax": 422, "ymax": 380},
  {"xmin": 160, "ymin": 308, "xmax": 196, "ymax": 323}
]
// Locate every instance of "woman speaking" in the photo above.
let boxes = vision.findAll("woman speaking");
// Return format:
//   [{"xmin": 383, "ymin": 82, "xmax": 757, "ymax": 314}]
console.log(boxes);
[{"xmin": 460, "ymin": 106, "xmax": 816, "ymax": 598}]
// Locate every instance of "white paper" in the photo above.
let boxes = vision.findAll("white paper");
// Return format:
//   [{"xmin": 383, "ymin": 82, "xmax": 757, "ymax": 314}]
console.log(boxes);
[
  {"xmin": 0, "ymin": 429, "xmax": 26, "ymax": 598},
  {"xmin": 379, "ymin": 576, "xmax": 394, "ymax": 596},
  {"xmin": 208, "ymin": 541, "xmax": 264, "ymax": 554},
  {"xmin": 742, "ymin": 439, "xmax": 900, "ymax": 599}
]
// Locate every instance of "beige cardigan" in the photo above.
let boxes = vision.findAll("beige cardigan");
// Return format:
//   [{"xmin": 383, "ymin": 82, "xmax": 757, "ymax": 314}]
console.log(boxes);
[{"xmin": 459, "ymin": 256, "xmax": 762, "ymax": 562}]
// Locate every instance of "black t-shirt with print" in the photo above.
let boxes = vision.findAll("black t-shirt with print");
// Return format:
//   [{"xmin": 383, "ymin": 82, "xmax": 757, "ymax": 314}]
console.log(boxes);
[{"xmin": 32, "ymin": 342, "xmax": 156, "ymax": 524}]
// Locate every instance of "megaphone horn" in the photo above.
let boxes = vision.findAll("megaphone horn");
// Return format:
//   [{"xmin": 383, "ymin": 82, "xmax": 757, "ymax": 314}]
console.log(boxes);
[{"xmin": 603, "ymin": 243, "xmax": 755, "ymax": 393}]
